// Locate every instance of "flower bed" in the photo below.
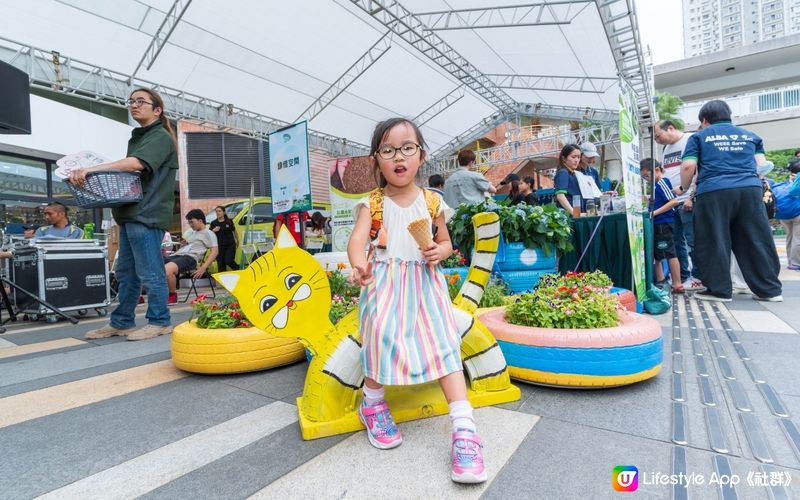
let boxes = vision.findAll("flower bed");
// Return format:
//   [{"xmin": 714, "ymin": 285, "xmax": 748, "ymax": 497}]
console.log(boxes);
[{"xmin": 478, "ymin": 271, "xmax": 663, "ymax": 388}]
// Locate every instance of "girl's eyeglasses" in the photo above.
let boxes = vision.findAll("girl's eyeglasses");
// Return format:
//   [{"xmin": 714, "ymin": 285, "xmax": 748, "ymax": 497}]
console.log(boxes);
[{"xmin": 375, "ymin": 142, "xmax": 421, "ymax": 160}]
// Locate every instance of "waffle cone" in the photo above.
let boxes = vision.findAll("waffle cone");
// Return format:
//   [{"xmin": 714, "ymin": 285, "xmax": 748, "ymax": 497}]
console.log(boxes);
[{"xmin": 407, "ymin": 218, "xmax": 434, "ymax": 249}]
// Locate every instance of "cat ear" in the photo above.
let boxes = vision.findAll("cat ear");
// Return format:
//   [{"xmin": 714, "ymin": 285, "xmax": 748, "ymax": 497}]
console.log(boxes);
[
  {"xmin": 276, "ymin": 226, "xmax": 297, "ymax": 249},
  {"xmin": 215, "ymin": 271, "xmax": 241, "ymax": 292}
]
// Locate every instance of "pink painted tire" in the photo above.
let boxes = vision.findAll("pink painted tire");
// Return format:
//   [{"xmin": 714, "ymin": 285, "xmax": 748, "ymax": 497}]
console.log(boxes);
[
  {"xmin": 611, "ymin": 288, "xmax": 637, "ymax": 313},
  {"xmin": 478, "ymin": 308, "xmax": 663, "ymax": 388}
]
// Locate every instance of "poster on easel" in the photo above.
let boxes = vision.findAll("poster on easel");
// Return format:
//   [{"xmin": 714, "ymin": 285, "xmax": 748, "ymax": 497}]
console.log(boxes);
[
  {"xmin": 268, "ymin": 121, "xmax": 312, "ymax": 215},
  {"xmin": 619, "ymin": 76, "xmax": 647, "ymax": 301},
  {"xmin": 328, "ymin": 156, "xmax": 379, "ymax": 252}
]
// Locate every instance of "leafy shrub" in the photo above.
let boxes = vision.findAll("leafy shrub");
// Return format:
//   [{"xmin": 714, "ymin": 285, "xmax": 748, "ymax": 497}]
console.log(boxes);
[
  {"xmin": 505, "ymin": 271, "xmax": 621, "ymax": 329},
  {"xmin": 447, "ymin": 201, "xmax": 573, "ymax": 259}
]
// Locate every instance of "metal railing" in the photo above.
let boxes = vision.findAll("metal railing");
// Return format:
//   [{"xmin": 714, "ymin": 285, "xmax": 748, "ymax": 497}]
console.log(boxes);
[{"xmin": 424, "ymin": 121, "xmax": 618, "ymax": 175}]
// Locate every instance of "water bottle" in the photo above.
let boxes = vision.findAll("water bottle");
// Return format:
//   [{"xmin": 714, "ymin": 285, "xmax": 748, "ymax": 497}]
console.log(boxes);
[{"xmin": 83, "ymin": 223, "xmax": 95, "ymax": 239}]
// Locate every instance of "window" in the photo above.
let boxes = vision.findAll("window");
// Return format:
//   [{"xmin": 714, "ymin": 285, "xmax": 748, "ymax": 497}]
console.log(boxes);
[{"xmin": 185, "ymin": 132, "xmax": 271, "ymax": 199}]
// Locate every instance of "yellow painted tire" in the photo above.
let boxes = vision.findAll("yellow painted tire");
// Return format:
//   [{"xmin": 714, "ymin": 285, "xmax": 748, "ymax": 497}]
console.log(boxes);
[{"xmin": 171, "ymin": 321, "xmax": 306, "ymax": 374}]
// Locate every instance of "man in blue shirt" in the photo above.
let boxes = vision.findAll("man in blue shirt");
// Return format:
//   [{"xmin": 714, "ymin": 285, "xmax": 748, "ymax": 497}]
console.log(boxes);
[
  {"xmin": 34, "ymin": 202, "xmax": 84, "ymax": 240},
  {"xmin": 680, "ymin": 99, "xmax": 782, "ymax": 302}
]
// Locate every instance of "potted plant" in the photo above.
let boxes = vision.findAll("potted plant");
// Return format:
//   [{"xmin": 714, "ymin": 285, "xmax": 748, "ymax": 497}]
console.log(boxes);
[
  {"xmin": 171, "ymin": 294, "xmax": 307, "ymax": 374},
  {"xmin": 477, "ymin": 271, "xmax": 663, "ymax": 388},
  {"xmin": 448, "ymin": 201, "xmax": 573, "ymax": 292},
  {"xmin": 326, "ymin": 264, "xmax": 361, "ymax": 324}
]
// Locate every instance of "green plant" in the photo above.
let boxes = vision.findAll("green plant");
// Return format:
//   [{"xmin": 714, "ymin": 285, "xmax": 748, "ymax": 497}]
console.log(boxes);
[
  {"xmin": 326, "ymin": 265, "xmax": 361, "ymax": 324},
  {"xmin": 445, "ymin": 273, "xmax": 509, "ymax": 307},
  {"xmin": 479, "ymin": 276, "xmax": 509, "ymax": 307},
  {"xmin": 448, "ymin": 201, "xmax": 573, "ymax": 258},
  {"xmin": 191, "ymin": 295, "xmax": 252, "ymax": 329},
  {"xmin": 505, "ymin": 271, "xmax": 620, "ymax": 329},
  {"xmin": 765, "ymin": 148, "xmax": 797, "ymax": 182},
  {"xmin": 655, "ymin": 91, "xmax": 685, "ymax": 130},
  {"xmin": 327, "ymin": 264, "xmax": 360, "ymax": 299},
  {"xmin": 442, "ymin": 249, "xmax": 467, "ymax": 268}
]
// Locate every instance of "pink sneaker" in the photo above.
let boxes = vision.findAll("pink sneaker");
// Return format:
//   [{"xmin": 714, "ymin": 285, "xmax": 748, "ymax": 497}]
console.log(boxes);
[
  {"xmin": 358, "ymin": 401, "xmax": 402, "ymax": 449},
  {"xmin": 451, "ymin": 429, "xmax": 487, "ymax": 483}
]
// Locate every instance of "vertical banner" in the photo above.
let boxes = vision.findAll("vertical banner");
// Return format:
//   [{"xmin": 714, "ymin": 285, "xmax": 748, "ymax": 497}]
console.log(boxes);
[
  {"xmin": 269, "ymin": 121, "xmax": 312, "ymax": 215},
  {"xmin": 328, "ymin": 155, "xmax": 379, "ymax": 252},
  {"xmin": 618, "ymin": 77, "xmax": 647, "ymax": 300}
]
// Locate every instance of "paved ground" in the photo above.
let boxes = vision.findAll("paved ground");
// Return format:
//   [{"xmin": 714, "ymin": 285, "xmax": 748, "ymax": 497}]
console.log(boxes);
[{"xmin": 1, "ymin": 245, "xmax": 799, "ymax": 499}]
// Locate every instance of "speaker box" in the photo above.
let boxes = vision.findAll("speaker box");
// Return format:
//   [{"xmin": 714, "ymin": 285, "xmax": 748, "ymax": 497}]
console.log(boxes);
[{"xmin": 0, "ymin": 61, "xmax": 32, "ymax": 135}]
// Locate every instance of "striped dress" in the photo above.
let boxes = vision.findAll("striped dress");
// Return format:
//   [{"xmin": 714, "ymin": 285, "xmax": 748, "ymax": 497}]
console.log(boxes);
[{"xmin": 356, "ymin": 191, "xmax": 462, "ymax": 385}]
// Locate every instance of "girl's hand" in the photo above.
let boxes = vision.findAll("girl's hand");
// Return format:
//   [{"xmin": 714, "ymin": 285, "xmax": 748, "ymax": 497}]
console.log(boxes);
[
  {"xmin": 422, "ymin": 242, "xmax": 447, "ymax": 266},
  {"xmin": 350, "ymin": 262, "xmax": 374, "ymax": 286}
]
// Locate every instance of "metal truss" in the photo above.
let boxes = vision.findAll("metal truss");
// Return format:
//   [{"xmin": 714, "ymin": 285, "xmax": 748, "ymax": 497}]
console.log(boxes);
[
  {"xmin": 132, "ymin": 0, "xmax": 193, "ymax": 77},
  {"xmin": 425, "ymin": 121, "xmax": 618, "ymax": 175},
  {"xmin": 595, "ymin": 0, "xmax": 654, "ymax": 124},
  {"xmin": 413, "ymin": 1, "xmax": 593, "ymax": 30},
  {"xmin": 295, "ymin": 33, "xmax": 392, "ymax": 123},
  {"xmin": 0, "ymin": 38, "xmax": 370, "ymax": 157},
  {"xmin": 486, "ymin": 73, "xmax": 618, "ymax": 93},
  {"xmin": 350, "ymin": 0, "xmax": 517, "ymax": 112},
  {"xmin": 412, "ymin": 85, "xmax": 466, "ymax": 126}
]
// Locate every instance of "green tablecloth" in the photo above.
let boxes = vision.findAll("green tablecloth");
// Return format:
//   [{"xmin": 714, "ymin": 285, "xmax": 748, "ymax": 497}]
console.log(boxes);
[{"xmin": 558, "ymin": 212, "xmax": 653, "ymax": 293}]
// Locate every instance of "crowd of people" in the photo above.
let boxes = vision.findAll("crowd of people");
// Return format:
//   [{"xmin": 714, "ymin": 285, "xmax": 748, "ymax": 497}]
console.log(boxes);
[{"xmin": 641, "ymin": 99, "xmax": 799, "ymax": 302}]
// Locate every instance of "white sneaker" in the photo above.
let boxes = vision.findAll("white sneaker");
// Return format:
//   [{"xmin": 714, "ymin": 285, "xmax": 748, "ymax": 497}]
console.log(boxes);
[
  {"xmin": 682, "ymin": 278, "xmax": 706, "ymax": 292},
  {"xmin": 695, "ymin": 293, "xmax": 732, "ymax": 303},
  {"xmin": 732, "ymin": 287, "xmax": 751, "ymax": 295},
  {"xmin": 752, "ymin": 295, "xmax": 783, "ymax": 302}
]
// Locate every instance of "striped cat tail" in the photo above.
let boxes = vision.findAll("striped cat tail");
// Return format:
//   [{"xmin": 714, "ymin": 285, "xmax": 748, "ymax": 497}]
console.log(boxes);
[{"xmin": 452, "ymin": 212, "xmax": 500, "ymax": 313}]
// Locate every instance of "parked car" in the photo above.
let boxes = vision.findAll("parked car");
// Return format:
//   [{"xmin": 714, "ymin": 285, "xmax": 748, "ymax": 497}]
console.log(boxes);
[{"xmin": 205, "ymin": 197, "xmax": 330, "ymax": 266}]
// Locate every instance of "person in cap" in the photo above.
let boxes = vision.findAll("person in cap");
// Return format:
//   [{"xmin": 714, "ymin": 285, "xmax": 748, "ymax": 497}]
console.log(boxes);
[{"xmin": 578, "ymin": 142, "xmax": 602, "ymax": 188}]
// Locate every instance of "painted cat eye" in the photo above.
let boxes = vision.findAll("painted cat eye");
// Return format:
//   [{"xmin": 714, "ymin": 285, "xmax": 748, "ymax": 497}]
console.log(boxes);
[
  {"xmin": 285, "ymin": 274, "xmax": 301, "ymax": 289},
  {"xmin": 260, "ymin": 295, "xmax": 277, "ymax": 313}
]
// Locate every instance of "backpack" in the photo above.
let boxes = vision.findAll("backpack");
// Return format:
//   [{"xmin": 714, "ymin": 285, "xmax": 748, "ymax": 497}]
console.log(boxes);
[
  {"xmin": 762, "ymin": 179, "xmax": 776, "ymax": 219},
  {"xmin": 368, "ymin": 188, "xmax": 441, "ymax": 249}
]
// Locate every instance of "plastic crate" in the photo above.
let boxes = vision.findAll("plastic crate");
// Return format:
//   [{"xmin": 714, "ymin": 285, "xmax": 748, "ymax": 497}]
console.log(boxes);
[{"xmin": 67, "ymin": 171, "xmax": 143, "ymax": 208}]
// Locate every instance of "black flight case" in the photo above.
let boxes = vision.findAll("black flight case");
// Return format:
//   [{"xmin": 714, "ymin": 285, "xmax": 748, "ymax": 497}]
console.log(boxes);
[{"xmin": 12, "ymin": 239, "xmax": 111, "ymax": 322}]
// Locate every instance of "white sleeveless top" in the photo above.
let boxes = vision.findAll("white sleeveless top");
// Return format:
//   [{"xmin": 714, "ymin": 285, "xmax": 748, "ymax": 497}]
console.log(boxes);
[{"xmin": 354, "ymin": 191, "xmax": 448, "ymax": 263}]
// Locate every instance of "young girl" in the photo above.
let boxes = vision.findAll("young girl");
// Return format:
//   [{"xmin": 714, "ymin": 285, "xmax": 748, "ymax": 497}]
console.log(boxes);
[{"xmin": 347, "ymin": 118, "xmax": 487, "ymax": 484}]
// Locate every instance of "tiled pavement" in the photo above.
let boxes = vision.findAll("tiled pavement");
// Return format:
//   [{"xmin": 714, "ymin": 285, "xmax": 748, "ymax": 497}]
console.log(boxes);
[{"xmin": 1, "ymin": 264, "xmax": 800, "ymax": 499}]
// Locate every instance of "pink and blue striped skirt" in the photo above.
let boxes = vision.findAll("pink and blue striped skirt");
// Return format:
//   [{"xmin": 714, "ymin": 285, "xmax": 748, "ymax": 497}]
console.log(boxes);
[{"xmin": 359, "ymin": 259, "xmax": 463, "ymax": 386}]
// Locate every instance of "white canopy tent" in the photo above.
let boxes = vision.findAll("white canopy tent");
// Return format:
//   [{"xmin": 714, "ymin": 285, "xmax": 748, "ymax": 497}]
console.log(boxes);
[{"xmin": 0, "ymin": 0, "xmax": 652, "ymax": 160}]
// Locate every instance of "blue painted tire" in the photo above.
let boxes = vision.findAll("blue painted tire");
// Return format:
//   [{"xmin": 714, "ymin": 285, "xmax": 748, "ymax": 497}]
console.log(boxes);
[{"xmin": 478, "ymin": 308, "xmax": 663, "ymax": 388}]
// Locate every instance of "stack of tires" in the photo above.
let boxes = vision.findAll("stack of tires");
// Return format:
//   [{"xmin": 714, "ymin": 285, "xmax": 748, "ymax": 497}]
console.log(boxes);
[{"xmin": 496, "ymin": 242, "xmax": 557, "ymax": 293}]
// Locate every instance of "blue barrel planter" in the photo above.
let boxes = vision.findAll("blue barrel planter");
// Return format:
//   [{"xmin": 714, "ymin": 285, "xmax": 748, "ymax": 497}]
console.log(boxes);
[
  {"xmin": 496, "ymin": 241, "xmax": 557, "ymax": 272},
  {"xmin": 441, "ymin": 266, "xmax": 470, "ymax": 286},
  {"xmin": 495, "ymin": 239, "xmax": 557, "ymax": 293},
  {"xmin": 498, "ymin": 269, "xmax": 553, "ymax": 294}
]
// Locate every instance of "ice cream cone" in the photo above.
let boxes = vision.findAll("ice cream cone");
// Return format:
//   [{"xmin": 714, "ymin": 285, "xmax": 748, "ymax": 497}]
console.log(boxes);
[{"xmin": 407, "ymin": 218, "xmax": 434, "ymax": 249}]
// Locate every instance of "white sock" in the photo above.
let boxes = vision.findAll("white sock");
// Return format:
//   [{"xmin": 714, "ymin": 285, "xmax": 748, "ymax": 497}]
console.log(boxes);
[
  {"xmin": 362, "ymin": 385, "xmax": 385, "ymax": 406},
  {"xmin": 449, "ymin": 400, "xmax": 476, "ymax": 433}
]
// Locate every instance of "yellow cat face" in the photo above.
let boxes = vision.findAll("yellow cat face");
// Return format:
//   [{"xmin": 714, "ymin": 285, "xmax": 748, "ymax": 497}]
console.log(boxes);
[{"xmin": 215, "ymin": 227, "xmax": 331, "ymax": 337}]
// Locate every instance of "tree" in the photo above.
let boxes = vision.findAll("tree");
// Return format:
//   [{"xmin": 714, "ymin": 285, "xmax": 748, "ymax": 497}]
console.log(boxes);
[
  {"xmin": 655, "ymin": 91, "xmax": 685, "ymax": 130},
  {"xmin": 765, "ymin": 148, "xmax": 796, "ymax": 182}
]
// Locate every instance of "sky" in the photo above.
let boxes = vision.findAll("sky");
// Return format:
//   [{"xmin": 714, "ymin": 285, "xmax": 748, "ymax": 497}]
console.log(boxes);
[{"xmin": 635, "ymin": 0, "xmax": 685, "ymax": 65}]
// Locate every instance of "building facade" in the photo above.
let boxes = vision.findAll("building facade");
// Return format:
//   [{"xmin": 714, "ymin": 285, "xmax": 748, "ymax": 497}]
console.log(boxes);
[{"xmin": 683, "ymin": 0, "xmax": 800, "ymax": 57}]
